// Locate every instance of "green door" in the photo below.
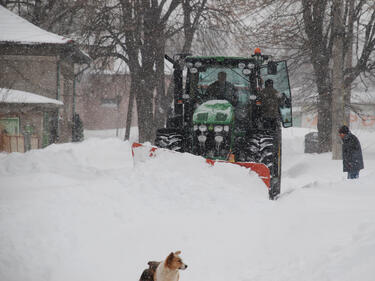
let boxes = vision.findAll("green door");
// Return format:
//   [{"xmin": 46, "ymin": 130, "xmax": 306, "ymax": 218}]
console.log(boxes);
[{"xmin": 42, "ymin": 112, "xmax": 50, "ymax": 147}]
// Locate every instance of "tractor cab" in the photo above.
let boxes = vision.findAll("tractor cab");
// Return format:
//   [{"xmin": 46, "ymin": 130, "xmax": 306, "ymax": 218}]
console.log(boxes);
[
  {"xmin": 187, "ymin": 58, "xmax": 253, "ymax": 125},
  {"xmin": 184, "ymin": 56, "xmax": 292, "ymax": 131}
]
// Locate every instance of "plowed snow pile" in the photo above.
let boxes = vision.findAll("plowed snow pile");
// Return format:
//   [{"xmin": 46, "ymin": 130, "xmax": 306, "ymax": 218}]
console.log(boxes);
[{"xmin": 1, "ymin": 128, "xmax": 375, "ymax": 281}]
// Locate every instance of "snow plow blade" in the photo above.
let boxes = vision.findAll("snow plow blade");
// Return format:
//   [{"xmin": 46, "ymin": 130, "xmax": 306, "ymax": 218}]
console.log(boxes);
[{"xmin": 131, "ymin": 142, "xmax": 270, "ymax": 189}]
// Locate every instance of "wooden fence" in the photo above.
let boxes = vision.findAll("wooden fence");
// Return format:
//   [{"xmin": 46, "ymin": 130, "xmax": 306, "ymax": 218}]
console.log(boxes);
[{"xmin": 0, "ymin": 135, "xmax": 39, "ymax": 153}]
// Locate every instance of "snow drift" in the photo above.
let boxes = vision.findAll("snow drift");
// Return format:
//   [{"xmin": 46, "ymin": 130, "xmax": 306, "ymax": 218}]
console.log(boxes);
[{"xmin": 1, "ymin": 128, "xmax": 375, "ymax": 281}]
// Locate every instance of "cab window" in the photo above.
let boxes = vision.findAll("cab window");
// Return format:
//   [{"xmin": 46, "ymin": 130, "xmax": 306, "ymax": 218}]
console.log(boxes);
[{"xmin": 190, "ymin": 65, "xmax": 251, "ymax": 107}]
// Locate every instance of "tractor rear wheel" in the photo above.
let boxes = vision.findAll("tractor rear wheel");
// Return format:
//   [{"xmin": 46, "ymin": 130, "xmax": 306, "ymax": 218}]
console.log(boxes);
[{"xmin": 243, "ymin": 131, "xmax": 281, "ymax": 199}]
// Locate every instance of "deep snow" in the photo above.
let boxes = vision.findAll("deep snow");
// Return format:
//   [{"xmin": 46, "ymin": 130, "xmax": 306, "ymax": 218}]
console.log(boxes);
[{"xmin": 1, "ymin": 128, "xmax": 375, "ymax": 281}]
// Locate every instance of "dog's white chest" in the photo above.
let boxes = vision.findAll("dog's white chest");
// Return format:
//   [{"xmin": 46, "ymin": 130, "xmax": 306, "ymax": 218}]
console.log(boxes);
[{"xmin": 155, "ymin": 266, "xmax": 179, "ymax": 281}]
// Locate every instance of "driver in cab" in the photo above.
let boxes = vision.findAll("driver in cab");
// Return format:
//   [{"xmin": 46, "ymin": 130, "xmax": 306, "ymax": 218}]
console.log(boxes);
[{"xmin": 205, "ymin": 71, "xmax": 238, "ymax": 105}]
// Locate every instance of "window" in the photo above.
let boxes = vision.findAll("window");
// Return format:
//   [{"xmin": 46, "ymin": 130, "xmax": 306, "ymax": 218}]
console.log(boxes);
[
  {"xmin": 191, "ymin": 65, "xmax": 250, "ymax": 107},
  {"xmin": 100, "ymin": 98, "xmax": 118, "ymax": 108},
  {"xmin": 0, "ymin": 117, "xmax": 20, "ymax": 135}
]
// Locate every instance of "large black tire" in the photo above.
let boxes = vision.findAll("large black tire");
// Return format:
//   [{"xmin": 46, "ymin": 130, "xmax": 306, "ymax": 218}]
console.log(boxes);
[
  {"xmin": 155, "ymin": 128, "xmax": 184, "ymax": 152},
  {"xmin": 266, "ymin": 130, "xmax": 281, "ymax": 200},
  {"xmin": 241, "ymin": 131, "xmax": 281, "ymax": 200}
]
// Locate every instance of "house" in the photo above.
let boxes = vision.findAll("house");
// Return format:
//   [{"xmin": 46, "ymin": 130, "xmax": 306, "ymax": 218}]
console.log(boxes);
[
  {"xmin": 0, "ymin": 88, "xmax": 63, "ymax": 152},
  {"xmin": 0, "ymin": 5, "xmax": 90, "ymax": 152},
  {"xmin": 76, "ymin": 72, "xmax": 135, "ymax": 132},
  {"xmin": 76, "ymin": 71, "xmax": 172, "ymax": 134}
]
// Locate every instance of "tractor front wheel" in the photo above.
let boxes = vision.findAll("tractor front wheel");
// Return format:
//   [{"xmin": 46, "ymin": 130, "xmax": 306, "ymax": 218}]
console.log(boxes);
[{"xmin": 154, "ymin": 128, "xmax": 184, "ymax": 152}]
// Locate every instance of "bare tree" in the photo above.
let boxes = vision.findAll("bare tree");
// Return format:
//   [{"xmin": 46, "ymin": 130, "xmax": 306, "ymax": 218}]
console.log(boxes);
[
  {"xmin": 155, "ymin": 0, "xmax": 210, "ymax": 131},
  {"xmin": 343, "ymin": 2, "xmax": 375, "ymax": 93},
  {"xmin": 81, "ymin": 0, "xmax": 182, "ymax": 142},
  {"xmin": 243, "ymin": 0, "xmax": 375, "ymax": 153},
  {"xmin": 2, "ymin": 0, "xmax": 87, "ymax": 36},
  {"xmin": 331, "ymin": 0, "xmax": 345, "ymax": 159}
]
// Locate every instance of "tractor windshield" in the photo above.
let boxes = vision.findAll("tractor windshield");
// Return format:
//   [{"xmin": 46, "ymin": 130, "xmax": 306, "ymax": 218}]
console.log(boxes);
[{"xmin": 189, "ymin": 65, "xmax": 251, "ymax": 107}]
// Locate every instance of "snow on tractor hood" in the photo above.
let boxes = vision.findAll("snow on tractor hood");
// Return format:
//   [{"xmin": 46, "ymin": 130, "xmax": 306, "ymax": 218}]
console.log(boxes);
[{"xmin": 193, "ymin": 100, "xmax": 234, "ymax": 125}]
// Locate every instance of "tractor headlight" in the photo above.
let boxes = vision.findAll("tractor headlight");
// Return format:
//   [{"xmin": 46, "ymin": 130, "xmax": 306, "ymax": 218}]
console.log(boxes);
[
  {"xmin": 186, "ymin": 62, "xmax": 193, "ymax": 68},
  {"xmin": 194, "ymin": 125, "xmax": 198, "ymax": 131},
  {"xmin": 224, "ymin": 125, "xmax": 230, "ymax": 132},
  {"xmin": 195, "ymin": 61, "xmax": 202, "ymax": 67},
  {"xmin": 238, "ymin": 62, "xmax": 245, "ymax": 69},
  {"xmin": 214, "ymin": 125, "xmax": 223, "ymax": 133},
  {"xmin": 242, "ymin": 68, "xmax": 251, "ymax": 75},
  {"xmin": 199, "ymin": 124, "xmax": 207, "ymax": 132},
  {"xmin": 214, "ymin": 135, "xmax": 224, "ymax": 143},
  {"xmin": 198, "ymin": 135, "xmax": 207, "ymax": 143}
]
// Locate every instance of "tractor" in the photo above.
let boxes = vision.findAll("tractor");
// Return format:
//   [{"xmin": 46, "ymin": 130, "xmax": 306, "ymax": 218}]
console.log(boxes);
[{"xmin": 155, "ymin": 49, "xmax": 293, "ymax": 199}]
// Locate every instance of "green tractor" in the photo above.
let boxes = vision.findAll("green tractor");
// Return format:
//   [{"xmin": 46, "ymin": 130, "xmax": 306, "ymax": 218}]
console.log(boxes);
[{"xmin": 155, "ymin": 49, "xmax": 293, "ymax": 199}]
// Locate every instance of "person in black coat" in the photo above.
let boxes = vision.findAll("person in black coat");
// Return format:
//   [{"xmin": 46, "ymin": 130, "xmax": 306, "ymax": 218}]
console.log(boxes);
[
  {"xmin": 205, "ymin": 71, "xmax": 238, "ymax": 105},
  {"xmin": 338, "ymin": 125, "xmax": 364, "ymax": 179}
]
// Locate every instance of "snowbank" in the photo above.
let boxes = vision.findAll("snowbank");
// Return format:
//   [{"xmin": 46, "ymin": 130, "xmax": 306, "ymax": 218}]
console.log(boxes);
[{"xmin": 1, "ymin": 128, "xmax": 375, "ymax": 281}]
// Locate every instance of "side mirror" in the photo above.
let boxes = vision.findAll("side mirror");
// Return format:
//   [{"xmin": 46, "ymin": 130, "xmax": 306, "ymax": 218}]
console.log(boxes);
[{"xmin": 267, "ymin": 61, "xmax": 277, "ymax": 75}]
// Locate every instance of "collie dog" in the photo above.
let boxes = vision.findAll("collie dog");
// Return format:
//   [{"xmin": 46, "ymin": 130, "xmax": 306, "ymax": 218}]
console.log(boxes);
[{"xmin": 154, "ymin": 251, "xmax": 187, "ymax": 281}]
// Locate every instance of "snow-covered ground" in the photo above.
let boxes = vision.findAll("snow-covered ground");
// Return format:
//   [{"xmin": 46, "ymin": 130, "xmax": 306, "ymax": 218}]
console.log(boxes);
[{"xmin": 1, "ymin": 127, "xmax": 375, "ymax": 281}]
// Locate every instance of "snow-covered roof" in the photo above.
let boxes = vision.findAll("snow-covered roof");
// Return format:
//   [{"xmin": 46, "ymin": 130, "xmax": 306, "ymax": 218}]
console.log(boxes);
[
  {"xmin": 0, "ymin": 88, "xmax": 63, "ymax": 106},
  {"xmin": 0, "ymin": 5, "xmax": 71, "ymax": 45}
]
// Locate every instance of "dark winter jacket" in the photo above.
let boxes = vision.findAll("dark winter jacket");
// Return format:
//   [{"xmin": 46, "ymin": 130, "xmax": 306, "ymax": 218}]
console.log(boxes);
[
  {"xmin": 259, "ymin": 87, "xmax": 282, "ymax": 119},
  {"xmin": 342, "ymin": 133, "xmax": 364, "ymax": 172}
]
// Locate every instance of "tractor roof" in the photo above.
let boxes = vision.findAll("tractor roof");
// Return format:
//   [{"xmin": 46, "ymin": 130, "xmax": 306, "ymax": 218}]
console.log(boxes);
[{"xmin": 185, "ymin": 56, "xmax": 258, "ymax": 65}]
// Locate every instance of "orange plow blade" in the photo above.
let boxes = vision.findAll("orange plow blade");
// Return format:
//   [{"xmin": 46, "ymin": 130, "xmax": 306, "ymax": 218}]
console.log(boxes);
[
  {"xmin": 131, "ymin": 142, "xmax": 270, "ymax": 189},
  {"xmin": 205, "ymin": 159, "xmax": 270, "ymax": 188}
]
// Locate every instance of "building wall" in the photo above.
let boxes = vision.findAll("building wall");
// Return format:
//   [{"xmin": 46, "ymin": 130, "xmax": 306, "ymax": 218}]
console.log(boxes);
[
  {"xmin": 296, "ymin": 104, "xmax": 375, "ymax": 131},
  {"xmin": 76, "ymin": 73, "xmax": 136, "ymax": 130},
  {"xmin": 0, "ymin": 53, "xmax": 75, "ymax": 143},
  {"xmin": 0, "ymin": 55, "xmax": 57, "ymax": 99},
  {"xmin": 76, "ymin": 73, "xmax": 172, "ymax": 131}
]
